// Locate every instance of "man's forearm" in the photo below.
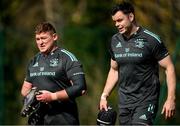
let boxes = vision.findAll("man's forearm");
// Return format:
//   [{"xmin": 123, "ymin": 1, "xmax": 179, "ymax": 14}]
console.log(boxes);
[
  {"xmin": 21, "ymin": 81, "xmax": 32, "ymax": 97},
  {"xmin": 102, "ymin": 68, "xmax": 118, "ymax": 99},
  {"xmin": 166, "ymin": 64, "xmax": 176, "ymax": 100}
]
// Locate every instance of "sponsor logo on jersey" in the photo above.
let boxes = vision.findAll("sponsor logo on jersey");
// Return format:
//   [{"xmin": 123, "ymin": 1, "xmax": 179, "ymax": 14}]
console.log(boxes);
[
  {"xmin": 148, "ymin": 104, "xmax": 155, "ymax": 114},
  {"xmin": 116, "ymin": 42, "xmax": 122, "ymax": 48},
  {"xmin": 125, "ymin": 48, "xmax": 130, "ymax": 52},
  {"xmin": 114, "ymin": 47, "xmax": 143, "ymax": 58},
  {"xmin": 30, "ymin": 71, "xmax": 56, "ymax": 77},
  {"xmin": 30, "ymin": 66, "xmax": 56, "ymax": 77},
  {"xmin": 50, "ymin": 58, "xmax": 59, "ymax": 67},
  {"xmin": 32, "ymin": 62, "xmax": 38, "ymax": 67},
  {"xmin": 114, "ymin": 53, "xmax": 142, "ymax": 58},
  {"xmin": 40, "ymin": 67, "xmax": 44, "ymax": 71},
  {"xmin": 139, "ymin": 114, "xmax": 147, "ymax": 120}
]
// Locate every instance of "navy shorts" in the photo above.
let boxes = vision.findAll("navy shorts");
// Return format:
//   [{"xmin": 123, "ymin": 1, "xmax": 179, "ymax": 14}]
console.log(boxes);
[
  {"xmin": 28, "ymin": 101, "xmax": 80, "ymax": 125},
  {"xmin": 119, "ymin": 102, "xmax": 158, "ymax": 125},
  {"xmin": 44, "ymin": 112, "xmax": 79, "ymax": 125}
]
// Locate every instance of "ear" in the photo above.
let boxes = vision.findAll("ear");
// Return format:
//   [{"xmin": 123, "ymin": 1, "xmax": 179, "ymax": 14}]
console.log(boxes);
[
  {"xmin": 53, "ymin": 33, "xmax": 58, "ymax": 41},
  {"xmin": 128, "ymin": 13, "xmax": 134, "ymax": 22}
]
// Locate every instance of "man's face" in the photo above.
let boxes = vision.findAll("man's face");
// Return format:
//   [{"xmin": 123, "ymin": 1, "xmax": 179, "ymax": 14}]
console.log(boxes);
[
  {"xmin": 112, "ymin": 11, "xmax": 133, "ymax": 35},
  {"xmin": 35, "ymin": 32, "xmax": 58, "ymax": 54}
]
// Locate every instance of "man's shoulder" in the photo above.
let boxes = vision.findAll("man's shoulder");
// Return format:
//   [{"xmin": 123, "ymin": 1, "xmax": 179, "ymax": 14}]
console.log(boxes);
[
  {"xmin": 59, "ymin": 48, "xmax": 78, "ymax": 62},
  {"xmin": 31, "ymin": 52, "xmax": 41, "ymax": 60},
  {"xmin": 28, "ymin": 52, "xmax": 41, "ymax": 65},
  {"xmin": 112, "ymin": 32, "xmax": 122, "ymax": 39},
  {"xmin": 111, "ymin": 32, "xmax": 123, "ymax": 45},
  {"xmin": 141, "ymin": 28, "xmax": 162, "ymax": 43}
]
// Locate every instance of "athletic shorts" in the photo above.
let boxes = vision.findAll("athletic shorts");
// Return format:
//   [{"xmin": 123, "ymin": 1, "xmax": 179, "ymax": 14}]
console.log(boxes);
[
  {"xmin": 44, "ymin": 112, "xmax": 79, "ymax": 125},
  {"xmin": 119, "ymin": 102, "xmax": 158, "ymax": 125}
]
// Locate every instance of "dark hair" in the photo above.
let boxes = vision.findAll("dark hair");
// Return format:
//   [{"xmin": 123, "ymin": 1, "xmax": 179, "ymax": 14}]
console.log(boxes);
[
  {"xmin": 111, "ymin": 1, "xmax": 134, "ymax": 16},
  {"xmin": 35, "ymin": 22, "xmax": 56, "ymax": 34}
]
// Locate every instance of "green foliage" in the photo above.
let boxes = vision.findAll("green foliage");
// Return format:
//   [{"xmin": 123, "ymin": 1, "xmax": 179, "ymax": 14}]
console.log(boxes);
[
  {"xmin": 0, "ymin": 0, "xmax": 180, "ymax": 125},
  {"xmin": 62, "ymin": 25, "xmax": 114, "ymax": 124}
]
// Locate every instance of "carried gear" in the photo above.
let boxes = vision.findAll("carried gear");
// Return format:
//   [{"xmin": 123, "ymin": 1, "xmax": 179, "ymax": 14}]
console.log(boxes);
[
  {"xmin": 20, "ymin": 87, "xmax": 46, "ymax": 125},
  {"xmin": 97, "ymin": 106, "xmax": 117, "ymax": 125}
]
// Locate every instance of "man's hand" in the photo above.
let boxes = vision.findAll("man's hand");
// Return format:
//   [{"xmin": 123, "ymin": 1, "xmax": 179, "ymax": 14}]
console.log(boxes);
[
  {"xmin": 161, "ymin": 99, "xmax": 176, "ymax": 119},
  {"xmin": 36, "ymin": 90, "xmax": 57, "ymax": 102},
  {"xmin": 21, "ymin": 87, "xmax": 40, "ymax": 117},
  {"xmin": 99, "ymin": 92, "xmax": 109, "ymax": 111},
  {"xmin": 99, "ymin": 99, "xmax": 108, "ymax": 111}
]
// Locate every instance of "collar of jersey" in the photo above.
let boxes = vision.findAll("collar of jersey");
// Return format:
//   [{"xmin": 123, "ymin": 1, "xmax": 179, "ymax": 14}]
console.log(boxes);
[{"xmin": 123, "ymin": 26, "xmax": 142, "ymax": 40}]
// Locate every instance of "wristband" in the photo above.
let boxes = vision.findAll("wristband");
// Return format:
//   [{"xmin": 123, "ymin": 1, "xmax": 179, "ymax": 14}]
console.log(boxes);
[{"xmin": 51, "ymin": 92, "xmax": 58, "ymax": 100}]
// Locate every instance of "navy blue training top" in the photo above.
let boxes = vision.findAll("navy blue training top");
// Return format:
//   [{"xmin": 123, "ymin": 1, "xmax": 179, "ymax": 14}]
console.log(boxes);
[
  {"xmin": 109, "ymin": 27, "xmax": 169, "ymax": 108},
  {"xmin": 25, "ymin": 47, "xmax": 86, "ymax": 116}
]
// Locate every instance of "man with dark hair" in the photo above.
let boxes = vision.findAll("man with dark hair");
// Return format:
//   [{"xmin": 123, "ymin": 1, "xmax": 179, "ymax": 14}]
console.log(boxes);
[
  {"xmin": 21, "ymin": 22, "xmax": 87, "ymax": 125},
  {"xmin": 99, "ymin": 1, "xmax": 176, "ymax": 125}
]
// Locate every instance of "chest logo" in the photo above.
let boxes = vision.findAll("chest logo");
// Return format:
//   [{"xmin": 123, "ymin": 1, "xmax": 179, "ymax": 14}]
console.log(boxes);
[
  {"xmin": 135, "ymin": 39, "xmax": 144, "ymax": 48},
  {"xmin": 116, "ymin": 42, "xmax": 122, "ymax": 48},
  {"xmin": 125, "ymin": 48, "xmax": 130, "ymax": 52},
  {"xmin": 40, "ymin": 67, "xmax": 44, "ymax": 71},
  {"xmin": 50, "ymin": 58, "xmax": 59, "ymax": 67},
  {"xmin": 32, "ymin": 62, "xmax": 38, "ymax": 67}
]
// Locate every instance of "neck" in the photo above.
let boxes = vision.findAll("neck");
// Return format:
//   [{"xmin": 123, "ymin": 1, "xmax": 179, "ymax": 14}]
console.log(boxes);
[
  {"xmin": 51, "ymin": 45, "xmax": 58, "ymax": 52},
  {"xmin": 42, "ymin": 45, "xmax": 58, "ymax": 56},
  {"xmin": 124, "ymin": 24, "xmax": 139, "ymax": 39}
]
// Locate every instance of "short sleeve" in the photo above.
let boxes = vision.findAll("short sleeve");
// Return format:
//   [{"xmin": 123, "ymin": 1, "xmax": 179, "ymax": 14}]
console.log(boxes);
[
  {"xmin": 24, "ymin": 60, "xmax": 33, "ymax": 83},
  {"xmin": 144, "ymin": 29, "xmax": 169, "ymax": 61},
  {"xmin": 151, "ymin": 39, "xmax": 169, "ymax": 61},
  {"xmin": 61, "ymin": 49, "xmax": 85, "ymax": 79},
  {"xmin": 108, "ymin": 38, "xmax": 116, "ymax": 60}
]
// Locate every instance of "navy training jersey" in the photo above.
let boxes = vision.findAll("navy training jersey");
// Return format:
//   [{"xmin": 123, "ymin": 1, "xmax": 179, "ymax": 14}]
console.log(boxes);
[
  {"xmin": 25, "ymin": 47, "xmax": 85, "ymax": 92},
  {"xmin": 25, "ymin": 47, "xmax": 85, "ymax": 115},
  {"xmin": 109, "ymin": 27, "xmax": 169, "ymax": 108}
]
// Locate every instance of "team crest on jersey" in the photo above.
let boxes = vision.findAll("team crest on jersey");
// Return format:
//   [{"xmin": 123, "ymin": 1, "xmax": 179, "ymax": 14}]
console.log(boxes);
[
  {"xmin": 50, "ymin": 58, "xmax": 59, "ymax": 67},
  {"xmin": 135, "ymin": 38, "xmax": 145, "ymax": 48}
]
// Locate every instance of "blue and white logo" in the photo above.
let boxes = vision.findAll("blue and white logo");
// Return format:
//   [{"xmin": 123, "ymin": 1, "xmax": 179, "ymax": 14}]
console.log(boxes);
[
  {"xmin": 50, "ymin": 58, "xmax": 59, "ymax": 67},
  {"xmin": 135, "ymin": 39, "xmax": 144, "ymax": 48}
]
